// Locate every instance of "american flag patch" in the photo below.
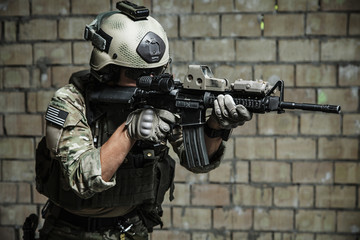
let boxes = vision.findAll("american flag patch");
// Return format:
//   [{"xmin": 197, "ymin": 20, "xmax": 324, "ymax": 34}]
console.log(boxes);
[{"xmin": 45, "ymin": 106, "xmax": 69, "ymax": 127}]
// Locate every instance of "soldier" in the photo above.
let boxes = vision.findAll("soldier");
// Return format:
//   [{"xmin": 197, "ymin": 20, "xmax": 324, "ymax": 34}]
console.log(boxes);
[{"xmin": 35, "ymin": 2, "xmax": 252, "ymax": 240}]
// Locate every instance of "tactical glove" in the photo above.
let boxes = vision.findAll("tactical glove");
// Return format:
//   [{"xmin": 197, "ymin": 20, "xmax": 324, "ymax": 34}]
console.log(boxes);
[
  {"xmin": 126, "ymin": 108, "xmax": 176, "ymax": 143},
  {"xmin": 209, "ymin": 94, "xmax": 252, "ymax": 129}
]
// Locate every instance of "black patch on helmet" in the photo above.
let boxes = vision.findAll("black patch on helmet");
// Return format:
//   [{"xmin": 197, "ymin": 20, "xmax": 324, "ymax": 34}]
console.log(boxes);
[
  {"xmin": 97, "ymin": 28, "xmax": 113, "ymax": 53},
  {"xmin": 136, "ymin": 31, "xmax": 165, "ymax": 63}
]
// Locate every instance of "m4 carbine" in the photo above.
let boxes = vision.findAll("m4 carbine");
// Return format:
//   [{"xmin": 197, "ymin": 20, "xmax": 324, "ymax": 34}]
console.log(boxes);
[{"xmin": 89, "ymin": 65, "xmax": 341, "ymax": 171}]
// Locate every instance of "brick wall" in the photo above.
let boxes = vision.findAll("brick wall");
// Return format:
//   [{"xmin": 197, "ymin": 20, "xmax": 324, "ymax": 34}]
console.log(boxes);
[{"xmin": 0, "ymin": 0, "xmax": 359, "ymax": 239}]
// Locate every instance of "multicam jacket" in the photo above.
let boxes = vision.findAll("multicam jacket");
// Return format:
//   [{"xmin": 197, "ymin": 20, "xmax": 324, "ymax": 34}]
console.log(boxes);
[{"xmin": 36, "ymin": 71, "xmax": 225, "ymax": 214}]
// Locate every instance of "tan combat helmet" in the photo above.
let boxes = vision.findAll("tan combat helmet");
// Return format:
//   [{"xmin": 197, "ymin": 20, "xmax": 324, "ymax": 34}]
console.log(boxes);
[{"xmin": 84, "ymin": 7, "xmax": 169, "ymax": 82}]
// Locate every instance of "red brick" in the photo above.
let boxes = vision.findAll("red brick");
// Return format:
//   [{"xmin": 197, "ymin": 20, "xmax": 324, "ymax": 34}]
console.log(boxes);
[{"xmin": 264, "ymin": 14, "xmax": 304, "ymax": 37}]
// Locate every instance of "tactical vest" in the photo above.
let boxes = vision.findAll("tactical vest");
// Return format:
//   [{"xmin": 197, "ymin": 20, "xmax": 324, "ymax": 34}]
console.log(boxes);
[{"xmin": 35, "ymin": 70, "xmax": 175, "ymax": 211}]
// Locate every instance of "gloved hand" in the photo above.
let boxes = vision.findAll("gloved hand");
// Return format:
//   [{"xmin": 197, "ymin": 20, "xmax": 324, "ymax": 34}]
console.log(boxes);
[
  {"xmin": 209, "ymin": 94, "xmax": 252, "ymax": 129},
  {"xmin": 126, "ymin": 108, "xmax": 176, "ymax": 143}
]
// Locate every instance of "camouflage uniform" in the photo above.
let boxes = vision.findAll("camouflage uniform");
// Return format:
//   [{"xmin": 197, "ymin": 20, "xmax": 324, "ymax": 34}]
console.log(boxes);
[{"xmin": 37, "ymin": 78, "xmax": 225, "ymax": 240}]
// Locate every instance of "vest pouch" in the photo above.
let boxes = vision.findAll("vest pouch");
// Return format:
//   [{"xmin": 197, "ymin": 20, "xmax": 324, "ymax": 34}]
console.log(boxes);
[
  {"xmin": 35, "ymin": 137, "xmax": 63, "ymax": 202},
  {"xmin": 155, "ymin": 155, "xmax": 176, "ymax": 205}
]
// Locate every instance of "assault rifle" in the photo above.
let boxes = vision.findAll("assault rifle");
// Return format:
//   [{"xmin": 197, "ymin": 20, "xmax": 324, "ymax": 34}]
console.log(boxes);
[{"xmin": 89, "ymin": 65, "xmax": 341, "ymax": 170}]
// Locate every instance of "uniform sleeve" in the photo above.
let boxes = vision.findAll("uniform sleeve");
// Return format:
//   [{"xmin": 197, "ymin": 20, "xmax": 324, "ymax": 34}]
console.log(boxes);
[{"xmin": 46, "ymin": 84, "xmax": 116, "ymax": 199}]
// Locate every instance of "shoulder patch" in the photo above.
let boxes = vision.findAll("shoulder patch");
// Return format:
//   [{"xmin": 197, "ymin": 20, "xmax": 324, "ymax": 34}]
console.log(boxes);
[{"xmin": 45, "ymin": 106, "xmax": 69, "ymax": 127}]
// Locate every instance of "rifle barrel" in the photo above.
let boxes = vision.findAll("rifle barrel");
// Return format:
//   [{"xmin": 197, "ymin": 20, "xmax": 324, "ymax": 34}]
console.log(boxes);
[{"xmin": 280, "ymin": 102, "xmax": 341, "ymax": 114}]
